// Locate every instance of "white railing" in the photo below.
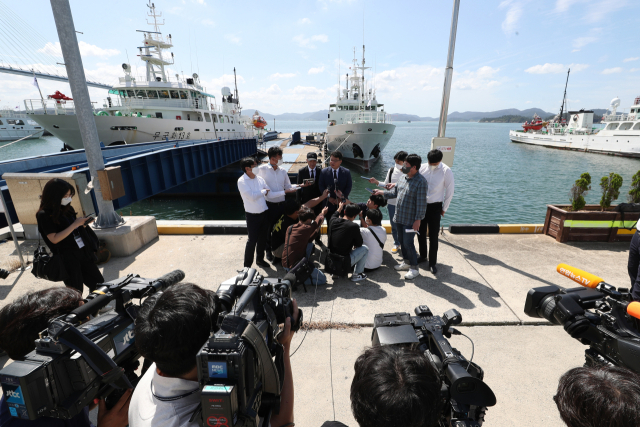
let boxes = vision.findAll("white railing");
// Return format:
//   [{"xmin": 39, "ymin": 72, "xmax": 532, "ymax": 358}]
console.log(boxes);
[
  {"xmin": 24, "ymin": 99, "xmax": 86, "ymax": 115},
  {"xmin": 344, "ymin": 111, "xmax": 391, "ymax": 124},
  {"xmin": 110, "ymin": 97, "xmax": 197, "ymax": 110},
  {"xmin": 603, "ymin": 113, "xmax": 639, "ymax": 122}
]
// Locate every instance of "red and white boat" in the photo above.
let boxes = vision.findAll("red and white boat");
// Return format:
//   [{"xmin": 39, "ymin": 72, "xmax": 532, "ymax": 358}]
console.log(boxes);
[
  {"xmin": 252, "ymin": 111, "xmax": 267, "ymax": 129},
  {"xmin": 521, "ymin": 113, "xmax": 548, "ymax": 131}
]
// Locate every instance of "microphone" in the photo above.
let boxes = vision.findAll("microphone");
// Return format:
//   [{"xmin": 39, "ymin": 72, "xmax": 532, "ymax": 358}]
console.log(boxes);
[
  {"xmin": 152, "ymin": 269, "xmax": 186, "ymax": 292},
  {"xmin": 627, "ymin": 301, "xmax": 640, "ymax": 320},
  {"xmin": 556, "ymin": 263, "xmax": 604, "ymax": 289}
]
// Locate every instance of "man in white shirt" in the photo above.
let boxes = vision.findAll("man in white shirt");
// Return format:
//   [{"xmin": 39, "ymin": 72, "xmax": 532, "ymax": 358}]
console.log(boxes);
[
  {"xmin": 359, "ymin": 208, "xmax": 387, "ymax": 271},
  {"xmin": 418, "ymin": 149, "xmax": 455, "ymax": 274},
  {"xmin": 237, "ymin": 157, "xmax": 271, "ymax": 269},
  {"xmin": 129, "ymin": 283, "xmax": 299, "ymax": 427},
  {"xmin": 256, "ymin": 146, "xmax": 303, "ymax": 262}
]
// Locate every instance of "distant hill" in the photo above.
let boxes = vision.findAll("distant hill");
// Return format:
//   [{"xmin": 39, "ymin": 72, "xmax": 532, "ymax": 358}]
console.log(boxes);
[{"xmin": 448, "ymin": 108, "xmax": 555, "ymax": 122}]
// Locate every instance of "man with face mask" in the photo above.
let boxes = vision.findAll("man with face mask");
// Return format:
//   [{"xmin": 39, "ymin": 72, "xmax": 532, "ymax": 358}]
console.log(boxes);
[
  {"xmin": 374, "ymin": 153, "xmax": 427, "ymax": 280},
  {"xmin": 255, "ymin": 146, "xmax": 304, "ymax": 263},
  {"xmin": 418, "ymin": 149, "xmax": 454, "ymax": 274}
]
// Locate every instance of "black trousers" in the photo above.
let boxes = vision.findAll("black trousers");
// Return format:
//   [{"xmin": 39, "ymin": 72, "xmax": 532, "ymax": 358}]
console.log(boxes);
[
  {"xmin": 60, "ymin": 248, "xmax": 104, "ymax": 293},
  {"xmin": 265, "ymin": 201, "xmax": 284, "ymax": 253},
  {"xmin": 245, "ymin": 211, "xmax": 269, "ymax": 267},
  {"xmin": 418, "ymin": 202, "xmax": 443, "ymax": 267},
  {"xmin": 627, "ymin": 232, "xmax": 640, "ymax": 301}
]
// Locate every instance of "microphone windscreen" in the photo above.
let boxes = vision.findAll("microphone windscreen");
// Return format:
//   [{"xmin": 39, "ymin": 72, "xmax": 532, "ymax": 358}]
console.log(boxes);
[
  {"xmin": 156, "ymin": 270, "xmax": 186, "ymax": 290},
  {"xmin": 556, "ymin": 263, "xmax": 603, "ymax": 288},
  {"xmin": 627, "ymin": 301, "xmax": 640, "ymax": 320}
]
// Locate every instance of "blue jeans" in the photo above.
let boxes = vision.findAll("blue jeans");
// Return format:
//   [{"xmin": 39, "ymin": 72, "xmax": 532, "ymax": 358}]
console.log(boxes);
[
  {"xmin": 350, "ymin": 245, "xmax": 369, "ymax": 275},
  {"xmin": 387, "ymin": 204, "xmax": 399, "ymax": 246},
  {"xmin": 284, "ymin": 243, "xmax": 326, "ymax": 285},
  {"xmin": 397, "ymin": 225, "xmax": 418, "ymax": 267}
]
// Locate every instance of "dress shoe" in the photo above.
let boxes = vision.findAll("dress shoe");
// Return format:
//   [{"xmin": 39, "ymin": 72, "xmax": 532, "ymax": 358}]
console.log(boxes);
[
  {"xmin": 256, "ymin": 260, "xmax": 270, "ymax": 269},
  {"xmin": 265, "ymin": 251, "xmax": 274, "ymax": 262},
  {"xmin": 430, "ymin": 265, "xmax": 438, "ymax": 275}
]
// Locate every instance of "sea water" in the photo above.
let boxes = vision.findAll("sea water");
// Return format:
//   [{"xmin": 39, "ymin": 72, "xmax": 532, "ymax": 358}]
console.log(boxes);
[{"xmin": 3, "ymin": 121, "xmax": 639, "ymax": 226}]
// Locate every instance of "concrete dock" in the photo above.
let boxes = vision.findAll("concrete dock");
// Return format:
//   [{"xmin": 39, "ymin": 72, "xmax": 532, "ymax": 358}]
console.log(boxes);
[{"xmin": 0, "ymin": 230, "xmax": 630, "ymax": 427}]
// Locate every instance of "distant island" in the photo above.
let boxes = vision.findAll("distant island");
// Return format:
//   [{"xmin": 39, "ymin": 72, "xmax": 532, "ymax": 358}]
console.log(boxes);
[{"xmin": 479, "ymin": 114, "xmax": 555, "ymax": 123}]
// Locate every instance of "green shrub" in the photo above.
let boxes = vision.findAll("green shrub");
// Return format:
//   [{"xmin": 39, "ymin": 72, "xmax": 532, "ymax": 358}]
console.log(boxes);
[
  {"xmin": 599, "ymin": 173, "xmax": 623, "ymax": 211},
  {"xmin": 570, "ymin": 172, "xmax": 591, "ymax": 211},
  {"xmin": 628, "ymin": 171, "xmax": 640, "ymax": 203}
]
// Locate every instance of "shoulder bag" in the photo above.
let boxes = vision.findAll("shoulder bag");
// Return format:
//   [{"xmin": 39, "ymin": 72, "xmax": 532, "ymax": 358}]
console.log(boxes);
[
  {"xmin": 368, "ymin": 227, "xmax": 385, "ymax": 250},
  {"xmin": 32, "ymin": 237, "xmax": 69, "ymax": 282}
]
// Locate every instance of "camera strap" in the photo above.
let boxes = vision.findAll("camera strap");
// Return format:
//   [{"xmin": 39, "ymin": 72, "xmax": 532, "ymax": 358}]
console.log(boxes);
[{"xmin": 241, "ymin": 322, "xmax": 282, "ymax": 396}]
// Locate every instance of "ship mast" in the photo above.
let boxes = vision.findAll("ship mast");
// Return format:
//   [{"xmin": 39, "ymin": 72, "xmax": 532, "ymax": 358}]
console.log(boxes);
[
  {"xmin": 559, "ymin": 68, "xmax": 570, "ymax": 124},
  {"xmin": 233, "ymin": 67, "xmax": 241, "ymax": 113}
]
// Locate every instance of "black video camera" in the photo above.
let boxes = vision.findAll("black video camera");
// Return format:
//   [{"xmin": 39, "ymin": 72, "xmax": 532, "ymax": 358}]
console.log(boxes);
[
  {"xmin": 0, "ymin": 269, "xmax": 185, "ymax": 421},
  {"xmin": 193, "ymin": 267, "xmax": 302, "ymax": 427},
  {"xmin": 524, "ymin": 263, "xmax": 640, "ymax": 373},
  {"xmin": 372, "ymin": 306, "xmax": 496, "ymax": 427}
]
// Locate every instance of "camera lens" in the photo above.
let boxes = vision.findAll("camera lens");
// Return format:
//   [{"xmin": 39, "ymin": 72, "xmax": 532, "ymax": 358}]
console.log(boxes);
[{"xmin": 538, "ymin": 294, "xmax": 561, "ymax": 325}]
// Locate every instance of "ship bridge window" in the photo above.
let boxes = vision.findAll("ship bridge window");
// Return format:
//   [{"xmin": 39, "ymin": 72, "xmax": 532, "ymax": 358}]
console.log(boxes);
[
  {"xmin": 170, "ymin": 90, "xmax": 180, "ymax": 99},
  {"xmin": 619, "ymin": 122, "xmax": 634, "ymax": 130},
  {"xmin": 0, "ymin": 120, "xmax": 3, "ymax": 125},
  {"xmin": 349, "ymin": 106, "xmax": 354, "ymax": 110},
  {"xmin": 159, "ymin": 90, "xmax": 170, "ymax": 99},
  {"xmin": 7, "ymin": 120, "xmax": 15, "ymax": 124},
  {"xmin": 606, "ymin": 123, "xmax": 620, "ymax": 130},
  {"xmin": 204, "ymin": 113, "xmax": 211, "ymax": 122},
  {"xmin": 146, "ymin": 90, "xmax": 158, "ymax": 99},
  {"xmin": 15, "ymin": 120, "xmax": 25, "ymax": 125},
  {"xmin": 219, "ymin": 115, "xmax": 224, "ymax": 123},
  {"xmin": 213, "ymin": 115, "xmax": 218, "ymax": 122},
  {"xmin": 633, "ymin": 123, "xmax": 640, "ymax": 130},
  {"xmin": 179, "ymin": 91, "xmax": 188, "ymax": 99},
  {"xmin": 126, "ymin": 90, "xmax": 135, "ymax": 97},
  {"xmin": 231, "ymin": 117, "xmax": 234, "ymax": 124},
  {"xmin": 371, "ymin": 106, "xmax": 377, "ymax": 111},
  {"xmin": 135, "ymin": 90, "xmax": 147, "ymax": 98}
]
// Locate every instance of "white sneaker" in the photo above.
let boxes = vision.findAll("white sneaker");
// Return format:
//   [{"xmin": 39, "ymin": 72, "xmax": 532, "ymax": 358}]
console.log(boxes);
[
  {"xmin": 351, "ymin": 273, "xmax": 367, "ymax": 282},
  {"xmin": 394, "ymin": 262, "xmax": 411, "ymax": 271},
  {"xmin": 405, "ymin": 269, "xmax": 420, "ymax": 280},
  {"xmin": 391, "ymin": 245, "xmax": 400, "ymax": 254}
]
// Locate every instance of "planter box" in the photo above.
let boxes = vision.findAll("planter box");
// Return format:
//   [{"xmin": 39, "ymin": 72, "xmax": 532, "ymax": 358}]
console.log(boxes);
[{"xmin": 543, "ymin": 204, "xmax": 639, "ymax": 243}]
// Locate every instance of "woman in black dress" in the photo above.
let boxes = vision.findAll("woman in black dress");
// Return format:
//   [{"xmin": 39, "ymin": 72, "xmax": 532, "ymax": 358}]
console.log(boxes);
[{"xmin": 36, "ymin": 178, "xmax": 104, "ymax": 293}]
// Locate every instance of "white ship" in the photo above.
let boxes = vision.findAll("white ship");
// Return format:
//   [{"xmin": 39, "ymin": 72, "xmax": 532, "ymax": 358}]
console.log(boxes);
[
  {"xmin": 509, "ymin": 96, "xmax": 640, "ymax": 157},
  {"xmin": 0, "ymin": 109, "xmax": 45, "ymax": 141},
  {"xmin": 326, "ymin": 47, "xmax": 395, "ymax": 170},
  {"xmin": 24, "ymin": 2, "xmax": 253, "ymax": 151}
]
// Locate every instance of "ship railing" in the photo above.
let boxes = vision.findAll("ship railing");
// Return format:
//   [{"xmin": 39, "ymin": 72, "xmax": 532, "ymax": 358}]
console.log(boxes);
[
  {"xmin": 105, "ymin": 97, "xmax": 200, "ymax": 110},
  {"xmin": 603, "ymin": 113, "xmax": 638, "ymax": 122},
  {"xmin": 23, "ymin": 99, "xmax": 94, "ymax": 115},
  {"xmin": 344, "ymin": 111, "xmax": 392, "ymax": 124}
]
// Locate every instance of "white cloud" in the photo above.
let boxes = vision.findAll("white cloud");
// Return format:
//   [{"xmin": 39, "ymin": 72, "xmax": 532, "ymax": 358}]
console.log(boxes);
[
  {"xmin": 224, "ymin": 34, "xmax": 241, "ymax": 45},
  {"xmin": 572, "ymin": 36, "xmax": 597, "ymax": 51},
  {"xmin": 630, "ymin": 68, "xmax": 640, "ymax": 72},
  {"xmin": 270, "ymin": 73, "xmax": 296, "ymax": 79},
  {"xmin": 554, "ymin": 0, "xmax": 583, "ymax": 12},
  {"xmin": 453, "ymin": 66, "xmax": 501, "ymax": 90},
  {"xmin": 624, "ymin": 57, "xmax": 639, "ymax": 62},
  {"xmin": 525, "ymin": 63, "xmax": 588, "ymax": 74},
  {"xmin": 602, "ymin": 67, "xmax": 623, "ymax": 74},
  {"xmin": 292, "ymin": 34, "xmax": 328, "ymax": 48},
  {"xmin": 38, "ymin": 41, "xmax": 120, "ymax": 58},
  {"xmin": 308, "ymin": 66, "xmax": 325, "ymax": 74},
  {"xmin": 499, "ymin": 0, "xmax": 525, "ymax": 35},
  {"xmin": 584, "ymin": 0, "xmax": 628, "ymax": 23},
  {"xmin": 298, "ymin": 18, "xmax": 311, "ymax": 25}
]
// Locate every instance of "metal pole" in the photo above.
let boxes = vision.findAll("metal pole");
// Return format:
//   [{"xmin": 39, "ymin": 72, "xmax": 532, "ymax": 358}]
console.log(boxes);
[
  {"xmin": 50, "ymin": 0, "xmax": 124, "ymax": 228},
  {"xmin": 437, "ymin": 0, "xmax": 461, "ymax": 138},
  {"xmin": 0, "ymin": 189, "xmax": 26, "ymax": 269}
]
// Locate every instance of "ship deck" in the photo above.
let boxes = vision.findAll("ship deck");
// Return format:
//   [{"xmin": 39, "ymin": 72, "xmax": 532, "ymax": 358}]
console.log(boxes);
[
  {"xmin": 0, "ymin": 229, "xmax": 630, "ymax": 427},
  {"xmin": 260, "ymin": 132, "xmax": 326, "ymax": 176}
]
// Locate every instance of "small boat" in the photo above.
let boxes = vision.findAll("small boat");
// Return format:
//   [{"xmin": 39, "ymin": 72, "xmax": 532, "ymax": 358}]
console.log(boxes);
[
  {"xmin": 252, "ymin": 111, "xmax": 267, "ymax": 129},
  {"xmin": 0, "ymin": 109, "xmax": 45, "ymax": 141},
  {"xmin": 521, "ymin": 113, "xmax": 548, "ymax": 132}
]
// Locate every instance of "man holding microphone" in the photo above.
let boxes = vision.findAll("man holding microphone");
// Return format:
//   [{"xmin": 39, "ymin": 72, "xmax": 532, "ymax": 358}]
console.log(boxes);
[{"xmin": 418, "ymin": 149, "xmax": 454, "ymax": 274}]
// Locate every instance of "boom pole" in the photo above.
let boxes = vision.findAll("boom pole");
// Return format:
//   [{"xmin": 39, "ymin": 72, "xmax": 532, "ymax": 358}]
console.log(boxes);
[{"xmin": 559, "ymin": 68, "xmax": 570, "ymax": 123}]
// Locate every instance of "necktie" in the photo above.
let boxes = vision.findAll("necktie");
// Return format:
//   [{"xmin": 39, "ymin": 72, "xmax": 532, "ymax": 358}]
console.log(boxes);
[
  {"xmin": 310, "ymin": 169, "xmax": 314, "ymax": 179},
  {"xmin": 333, "ymin": 170, "xmax": 337, "ymax": 181}
]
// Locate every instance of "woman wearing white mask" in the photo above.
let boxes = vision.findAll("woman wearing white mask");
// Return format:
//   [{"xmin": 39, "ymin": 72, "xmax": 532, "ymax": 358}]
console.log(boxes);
[
  {"xmin": 368, "ymin": 151, "xmax": 408, "ymax": 254},
  {"xmin": 36, "ymin": 178, "xmax": 104, "ymax": 292}
]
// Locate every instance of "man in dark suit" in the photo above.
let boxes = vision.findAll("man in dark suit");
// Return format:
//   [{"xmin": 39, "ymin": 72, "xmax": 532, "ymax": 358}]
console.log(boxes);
[
  {"xmin": 297, "ymin": 152, "xmax": 322, "ymax": 211},
  {"xmin": 319, "ymin": 150, "xmax": 352, "ymax": 218}
]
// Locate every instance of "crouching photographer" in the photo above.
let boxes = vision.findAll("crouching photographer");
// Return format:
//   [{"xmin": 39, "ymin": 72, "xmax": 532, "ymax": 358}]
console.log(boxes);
[
  {"xmin": 129, "ymin": 278, "xmax": 300, "ymax": 427},
  {"xmin": 0, "ymin": 287, "xmax": 131, "ymax": 427}
]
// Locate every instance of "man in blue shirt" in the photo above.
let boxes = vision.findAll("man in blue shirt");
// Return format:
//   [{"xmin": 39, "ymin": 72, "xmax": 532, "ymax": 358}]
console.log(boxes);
[{"xmin": 374, "ymin": 153, "xmax": 427, "ymax": 280}]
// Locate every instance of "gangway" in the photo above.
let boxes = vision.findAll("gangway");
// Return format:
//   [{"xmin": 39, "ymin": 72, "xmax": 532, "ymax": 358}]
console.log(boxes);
[{"xmin": 1, "ymin": 138, "xmax": 257, "ymax": 226}]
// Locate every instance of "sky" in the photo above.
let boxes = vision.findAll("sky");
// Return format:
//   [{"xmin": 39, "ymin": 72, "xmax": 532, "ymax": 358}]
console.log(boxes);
[{"xmin": 1, "ymin": 0, "xmax": 639, "ymax": 117}]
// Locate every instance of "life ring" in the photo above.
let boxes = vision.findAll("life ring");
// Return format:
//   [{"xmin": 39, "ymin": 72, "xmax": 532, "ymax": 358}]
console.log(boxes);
[{"xmin": 573, "ymin": 114, "xmax": 578, "ymax": 121}]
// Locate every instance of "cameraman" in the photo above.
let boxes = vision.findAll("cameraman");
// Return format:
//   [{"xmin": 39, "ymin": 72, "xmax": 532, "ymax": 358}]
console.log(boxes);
[
  {"xmin": 350, "ymin": 346, "xmax": 443, "ymax": 427},
  {"xmin": 555, "ymin": 365, "xmax": 640, "ymax": 427},
  {"xmin": 0, "ymin": 287, "xmax": 131, "ymax": 427},
  {"xmin": 130, "ymin": 283, "xmax": 298, "ymax": 427}
]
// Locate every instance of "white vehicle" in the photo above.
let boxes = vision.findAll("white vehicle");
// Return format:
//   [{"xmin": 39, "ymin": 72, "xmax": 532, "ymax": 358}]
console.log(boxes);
[
  {"xmin": 326, "ymin": 47, "xmax": 395, "ymax": 170},
  {"xmin": 509, "ymin": 96, "xmax": 640, "ymax": 157},
  {"xmin": 0, "ymin": 109, "xmax": 44, "ymax": 141},
  {"xmin": 24, "ymin": 2, "xmax": 253, "ymax": 151}
]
